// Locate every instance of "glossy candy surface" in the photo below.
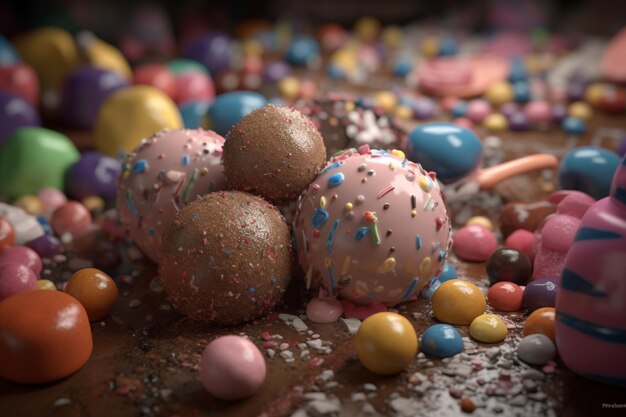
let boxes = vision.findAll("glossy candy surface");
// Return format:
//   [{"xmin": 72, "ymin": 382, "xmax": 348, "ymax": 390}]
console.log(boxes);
[
  {"xmin": 524, "ymin": 307, "xmax": 555, "ymax": 342},
  {"xmin": 0, "ymin": 91, "xmax": 40, "ymax": 145},
  {"xmin": 523, "ymin": 277, "xmax": 558, "ymax": 312},
  {"xmin": 454, "ymin": 225, "xmax": 498, "ymax": 262},
  {"xmin": 420, "ymin": 324, "xmax": 463, "ymax": 358},
  {"xmin": 0, "ymin": 290, "xmax": 93, "ymax": 384},
  {"xmin": 0, "ymin": 216, "xmax": 15, "ymax": 251},
  {"xmin": 66, "ymin": 151, "xmax": 121, "ymax": 202},
  {"xmin": 488, "ymin": 282, "xmax": 524, "ymax": 312},
  {"xmin": 65, "ymin": 268, "xmax": 118, "ymax": 321},
  {"xmin": 356, "ymin": 312, "xmax": 418, "ymax": 375},
  {"xmin": 517, "ymin": 334, "xmax": 556, "ymax": 366},
  {"xmin": 486, "ymin": 248, "xmax": 532, "ymax": 286},
  {"xmin": 0, "ymin": 262, "xmax": 37, "ymax": 300},
  {"xmin": 50, "ymin": 202, "xmax": 92, "ymax": 237},
  {"xmin": 0, "ymin": 246, "xmax": 42, "ymax": 275},
  {"xmin": 432, "ymin": 279, "xmax": 486, "ymax": 325},
  {"xmin": 469, "ymin": 314, "xmax": 507, "ymax": 343},
  {"xmin": 206, "ymin": 90, "xmax": 267, "ymax": 135},
  {"xmin": 200, "ymin": 336, "xmax": 266, "ymax": 400},
  {"xmin": 559, "ymin": 147, "xmax": 620, "ymax": 199}
]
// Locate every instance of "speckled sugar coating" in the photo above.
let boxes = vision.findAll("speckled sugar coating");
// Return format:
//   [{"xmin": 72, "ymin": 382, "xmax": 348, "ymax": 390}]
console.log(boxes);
[
  {"xmin": 294, "ymin": 148, "xmax": 452, "ymax": 306},
  {"xmin": 223, "ymin": 104, "xmax": 327, "ymax": 204},
  {"xmin": 159, "ymin": 191, "xmax": 293, "ymax": 325},
  {"xmin": 117, "ymin": 128, "xmax": 227, "ymax": 263}
]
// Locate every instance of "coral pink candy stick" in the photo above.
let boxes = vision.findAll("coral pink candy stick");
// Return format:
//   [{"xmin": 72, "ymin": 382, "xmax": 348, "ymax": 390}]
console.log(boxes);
[{"xmin": 475, "ymin": 154, "xmax": 559, "ymax": 190}]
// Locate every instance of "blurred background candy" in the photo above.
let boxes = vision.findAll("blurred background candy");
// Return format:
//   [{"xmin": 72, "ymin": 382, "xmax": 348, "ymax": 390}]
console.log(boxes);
[{"xmin": 0, "ymin": 91, "xmax": 41, "ymax": 145}]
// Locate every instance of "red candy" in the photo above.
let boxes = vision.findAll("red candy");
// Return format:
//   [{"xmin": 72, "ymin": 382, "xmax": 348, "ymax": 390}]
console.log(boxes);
[
  {"xmin": 487, "ymin": 282, "xmax": 524, "ymax": 312},
  {"xmin": 0, "ymin": 216, "xmax": 15, "ymax": 251},
  {"xmin": 50, "ymin": 201, "xmax": 92, "ymax": 237},
  {"xmin": 453, "ymin": 224, "xmax": 498, "ymax": 262},
  {"xmin": 504, "ymin": 229, "xmax": 535, "ymax": 261},
  {"xmin": 133, "ymin": 64, "xmax": 178, "ymax": 101},
  {"xmin": 176, "ymin": 71, "xmax": 215, "ymax": 105},
  {"xmin": 0, "ymin": 246, "xmax": 42, "ymax": 275}
]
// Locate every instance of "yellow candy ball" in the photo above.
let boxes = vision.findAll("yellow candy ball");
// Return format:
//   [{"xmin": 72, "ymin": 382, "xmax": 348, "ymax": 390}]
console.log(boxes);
[
  {"xmin": 374, "ymin": 91, "xmax": 397, "ymax": 112},
  {"xmin": 568, "ymin": 101, "xmax": 593, "ymax": 120},
  {"xmin": 36, "ymin": 279, "xmax": 57, "ymax": 291},
  {"xmin": 79, "ymin": 34, "xmax": 132, "ymax": 81},
  {"xmin": 277, "ymin": 76, "xmax": 300, "ymax": 101},
  {"xmin": 421, "ymin": 36, "xmax": 439, "ymax": 58},
  {"xmin": 354, "ymin": 17, "xmax": 381, "ymax": 42},
  {"xmin": 485, "ymin": 81, "xmax": 514, "ymax": 106},
  {"xmin": 355, "ymin": 312, "xmax": 418, "ymax": 375},
  {"xmin": 82, "ymin": 196, "xmax": 105, "ymax": 214},
  {"xmin": 432, "ymin": 279, "xmax": 486, "ymax": 325},
  {"xmin": 394, "ymin": 105, "xmax": 413, "ymax": 120},
  {"xmin": 382, "ymin": 26, "xmax": 403, "ymax": 49},
  {"xmin": 243, "ymin": 39, "xmax": 264, "ymax": 57},
  {"xmin": 94, "ymin": 86, "xmax": 183, "ymax": 157},
  {"xmin": 466, "ymin": 216, "xmax": 494, "ymax": 231},
  {"xmin": 584, "ymin": 83, "xmax": 605, "ymax": 106},
  {"xmin": 469, "ymin": 314, "xmax": 507, "ymax": 343},
  {"xmin": 483, "ymin": 113, "xmax": 508, "ymax": 131},
  {"xmin": 14, "ymin": 195, "xmax": 43, "ymax": 215}
]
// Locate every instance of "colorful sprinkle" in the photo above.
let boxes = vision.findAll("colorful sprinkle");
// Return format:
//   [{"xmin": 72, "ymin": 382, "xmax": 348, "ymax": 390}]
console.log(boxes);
[
  {"xmin": 181, "ymin": 169, "xmax": 199, "ymax": 204},
  {"xmin": 326, "ymin": 220, "xmax": 340, "ymax": 253},
  {"xmin": 320, "ymin": 161, "xmax": 343, "ymax": 174},
  {"xmin": 132, "ymin": 159, "xmax": 148, "ymax": 173},
  {"xmin": 370, "ymin": 221, "xmax": 381, "ymax": 246},
  {"xmin": 181, "ymin": 155, "xmax": 190, "ymax": 166},
  {"xmin": 328, "ymin": 173, "xmax": 345, "ymax": 187},
  {"xmin": 416, "ymin": 235, "xmax": 422, "ymax": 250},
  {"xmin": 411, "ymin": 194, "xmax": 417, "ymax": 209},
  {"xmin": 401, "ymin": 277, "xmax": 419, "ymax": 301},
  {"xmin": 356, "ymin": 227, "xmax": 370, "ymax": 241},
  {"xmin": 419, "ymin": 176, "xmax": 433, "ymax": 192},
  {"xmin": 125, "ymin": 190, "xmax": 138, "ymax": 216},
  {"xmin": 411, "ymin": 210, "xmax": 417, "ymax": 217},
  {"xmin": 363, "ymin": 211, "xmax": 377, "ymax": 222},
  {"xmin": 324, "ymin": 257, "xmax": 335, "ymax": 292},
  {"xmin": 377, "ymin": 185, "xmax": 395, "ymax": 199},
  {"xmin": 423, "ymin": 196, "xmax": 433, "ymax": 211},
  {"xmin": 436, "ymin": 217, "xmax": 445, "ymax": 230},
  {"xmin": 320, "ymin": 196, "xmax": 327, "ymax": 208},
  {"xmin": 391, "ymin": 149, "xmax": 405, "ymax": 159},
  {"xmin": 377, "ymin": 257, "xmax": 396, "ymax": 273},
  {"xmin": 312, "ymin": 208, "xmax": 329, "ymax": 229},
  {"xmin": 344, "ymin": 202, "xmax": 353, "ymax": 211},
  {"xmin": 341, "ymin": 256, "xmax": 351, "ymax": 275},
  {"xmin": 419, "ymin": 257, "xmax": 432, "ymax": 278}
]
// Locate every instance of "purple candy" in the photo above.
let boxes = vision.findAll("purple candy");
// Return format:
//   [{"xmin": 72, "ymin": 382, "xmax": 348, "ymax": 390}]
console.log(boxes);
[
  {"xmin": 508, "ymin": 111, "xmax": 530, "ymax": 131},
  {"xmin": 500, "ymin": 102, "xmax": 519, "ymax": 118},
  {"xmin": 61, "ymin": 65, "xmax": 128, "ymax": 129},
  {"xmin": 0, "ymin": 91, "xmax": 41, "ymax": 145},
  {"xmin": 551, "ymin": 103, "xmax": 568, "ymax": 124},
  {"xmin": 66, "ymin": 151, "xmax": 120, "ymax": 201},
  {"xmin": 263, "ymin": 60, "xmax": 291, "ymax": 83},
  {"xmin": 567, "ymin": 82, "xmax": 586, "ymax": 102},
  {"xmin": 413, "ymin": 97, "xmax": 437, "ymax": 119},
  {"xmin": 185, "ymin": 32, "xmax": 234, "ymax": 74},
  {"xmin": 25, "ymin": 234, "xmax": 62, "ymax": 258},
  {"xmin": 0, "ymin": 246, "xmax": 42, "ymax": 275},
  {"xmin": 523, "ymin": 277, "xmax": 558, "ymax": 312}
]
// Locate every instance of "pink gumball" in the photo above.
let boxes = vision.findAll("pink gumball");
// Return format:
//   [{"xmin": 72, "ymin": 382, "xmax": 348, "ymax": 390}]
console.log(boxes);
[
  {"xmin": 0, "ymin": 246, "xmax": 42, "ymax": 275},
  {"xmin": 176, "ymin": 72, "xmax": 215, "ymax": 105},
  {"xmin": 466, "ymin": 99, "xmax": 492, "ymax": 123},
  {"xmin": 525, "ymin": 100, "xmax": 552, "ymax": 124},
  {"xmin": 505, "ymin": 229, "xmax": 535, "ymax": 261},
  {"xmin": 453, "ymin": 117, "xmax": 474, "ymax": 130},
  {"xmin": 50, "ymin": 202, "xmax": 92, "ymax": 237},
  {"xmin": 0, "ymin": 262, "xmax": 37, "ymax": 300},
  {"xmin": 454, "ymin": 224, "xmax": 498, "ymax": 262},
  {"xmin": 200, "ymin": 336, "xmax": 266, "ymax": 400},
  {"xmin": 133, "ymin": 64, "xmax": 178, "ymax": 101},
  {"xmin": 37, "ymin": 187, "xmax": 68, "ymax": 213}
]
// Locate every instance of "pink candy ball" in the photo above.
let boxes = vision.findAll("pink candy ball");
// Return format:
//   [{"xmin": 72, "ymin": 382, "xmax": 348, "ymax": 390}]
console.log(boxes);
[
  {"xmin": 37, "ymin": 188, "xmax": 67, "ymax": 213},
  {"xmin": 200, "ymin": 336, "xmax": 266, "ymax": 401},
  {"xmin": 176, "ymin": 72, "xmax": 215, "ymax": 105},
  {"xmin": 466, "ymin": 99, "xmax": 492, "ymax": 123},
  {"xmin": 306, "ymin": 297, "xmax": 343, "ymax": 323},
  {"xmin": 505, "ymin": 229, "xmax": 535, "ymax": 261},
  {"xmin": 524, "ymin": 100, "xmax": 551, "ymax": 123},
  {"xmin": 0, "ymin": 262, "xmax": 37, "ymax": 300},
  {"xmin": 0, "ymin": 246, "xmax": 42, "ymax": 275},
  {"xmin": 453, "ymin": 224, "xmax": 498, "ymax": 262},
  {"xmin": 50, "ymin": 202, "xmax": 92, "ymax": 237}
]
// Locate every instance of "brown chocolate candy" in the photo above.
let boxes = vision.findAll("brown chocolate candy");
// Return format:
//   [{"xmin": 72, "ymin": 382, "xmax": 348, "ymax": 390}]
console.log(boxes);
[
  {"xmin": 159, "ymin": 191, "xmax": 293, "ymax": 325},
  {"xmin": 499, "ymin": 200, "xmax": 555, "ymax": 237},
  {"xmin": 223, "ymin": 105, "xmax": 327, "ymax": 204}
]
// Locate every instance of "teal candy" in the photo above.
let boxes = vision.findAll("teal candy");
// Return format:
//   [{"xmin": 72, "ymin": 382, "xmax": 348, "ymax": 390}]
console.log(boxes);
[
  {"xmin": 559, "ymin": 146, "xmax": 620, "ymax": 200},
  {"xmin": 0, "ymin": 34, "xmax": 19, "ymax": 65},
  {"xmin": 179, "ymin": 101, "xmax": 210, "ymax": 128},
  {"xmin": 421, "ymin": 324, "xmax": 464, "ymax": 358},
  {"xmin": 166, "ymin": 59, "xmax": 208, "ymax": 76},
  {"xmin": 438, "ymin": 262, "xmax": 458, "ymax": 282},
  {"xmin": 207, "ymin": 91, "xmax": 267, "ymax": 135},
  {"xmin": 0, "ymin": 127, "xmax": 79, "ymax": 200},
  {"xmin": 407, "ymin": 122, "xmax": 483, "ymax": 183}
]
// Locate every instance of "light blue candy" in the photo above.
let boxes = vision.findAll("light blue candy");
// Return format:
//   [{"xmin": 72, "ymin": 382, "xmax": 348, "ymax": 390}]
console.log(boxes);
[
  {"xmin": 507, "ymin": 58, "xmax": 528, "ymax": 82},
  {"xmin": 438, "ymin": 262, "xmax": 458, "ymax": 282},
  {"xmin": 393, "ymin": 57, "xmax": 413, "ymax": 77},
  {"xmin": 560, "ymin": 146, "xmax": 620, "ymax": 199},
  {"xmin": 561, "ymin": 117, "xmax": 586, "ymax": 135},
  {"xmin": 287, "ymin": 36, "xmax": 320, "ymax": 67},
  {"xmin": 179, "ymin": 100, "xmax": 211, "ymax": 129},
  {"xmin": 438, "ymin": 37, "xmax": 458, "ymax": 56},
  {"xmin": 407, "ymin": 122, "xmax": 483, "ymax": 183},
  {"xmin": 421, "ymin": 324, "xmax": 464, "ymax": 358},
  {"xmin": 0, "ymin": 34, "xmax": 19, "ymax": 65},
  {"xmin": 513, "ymin": 81, "xmax": 531, "ymax": 103},
  {"xmin": 207, "ymin": 91, "xmax": 267, "ymax": 136},
  {"xmin": 450, "ymin": 101, "xmax": 467, "ymax": 118},
  {"xmin": 327, "ymin": 63, "xmax": 345, "ymax": 79},
  {"xmin": 420, "ymin": 278, "xmax": 441, "ymax": 299}
]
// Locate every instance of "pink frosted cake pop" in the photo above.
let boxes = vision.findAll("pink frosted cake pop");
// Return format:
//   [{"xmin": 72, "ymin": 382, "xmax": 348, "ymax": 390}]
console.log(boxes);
[
  {"xmin": 117, "ymin": 128, "xmax": 227, "ymax": 263},
  {"xmin": 294, "ymin": 147, "xmax": 452, "ymax": 306}
]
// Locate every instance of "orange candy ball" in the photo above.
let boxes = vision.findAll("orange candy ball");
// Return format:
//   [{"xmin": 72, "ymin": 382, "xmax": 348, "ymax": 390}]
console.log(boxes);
[
  {"xmin": 432, "ymin": 279, "xmax": 487, "ymax": 325},
  {"xmin": 523, "ymin": 307, "xmax": 555, "ymax": 342},
  {"xmin": 0, "ymin": 290, "xmax": 93, "ymax": 384},
  {"xmin": 65, "ymin": 268, "xmax": 118, "ymax": 321}
]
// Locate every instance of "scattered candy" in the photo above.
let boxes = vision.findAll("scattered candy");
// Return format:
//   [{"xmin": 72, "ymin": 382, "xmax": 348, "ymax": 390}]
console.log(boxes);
[
  {"xmin": 50, "ymin": 202, "xmax": 92, "ymax": 238},
  {"xmin": 486, "ymin": 248, "xmax": 532, "ymax": 286},
  {"xmin": 559, "ymin": 147, "xmax": 620, "ymax": 199},
  {"xmin": 524, "ymin": 307, "xmax": 556, "ymax": 343},
  {"xmin": 420, "ymin": 324, "xmax": 463, "ymax": 358},
  {"xmin": 466, "ymin": 216, "xmax": 493, "ymax": 231},
  {"xmin": 0, "ymin": 262, "xmax": 37, "ymax": 300},
  {"xmin": 206, "ymin": 90, "xmax": 267, "ymax": 135},
  {"xmin": 487, "ymin": 282, "xmax": 524, "ymax": 312},
  {"xmin": 454, "ymin": 225, "xmax": 498, "ymax": 262},
  {"xmin": 64, "ymin": 268, "xmax": 118, "ymax": 321},
  {"xmin": 432, "ymin": 279, "xmax": 486, "ymax": 325},
  {"xmin": 523, "ymin": 277, "xmax": 558, "ymax": 312},
  {"xmin": 0, "ymin": 246, "xmax": 42, "ymax": 275},
  {"xmin": 0, "ymin": 216, "xmax": 15, "ymax": 251},
  {"xmin": 35, "ymin": 279, "xmax": 57, "ymax": 291},
  {"xmin": 504, "ymin": 229, "xmax": 535, "ymax": 260},
  {"xmin": 0, "ymin": 290, "xmax": 93, "ymax": 384},
  {"xmin": 469, "ymin": 314, "xmax": 507, "ymax": 343},
  {"xmin": 438, "ymin": 261, "xmax": 458, "ymax": 282},
  {"xmin": 517, "ymin": 334, "xmax": 556, "ymax": 366},
  {"xmin": 355, "ymin": 312, "xmax": 418, "ymax": 375}
]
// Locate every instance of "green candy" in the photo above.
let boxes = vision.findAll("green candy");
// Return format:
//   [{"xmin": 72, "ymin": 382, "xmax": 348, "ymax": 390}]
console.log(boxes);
[
  {"xmin": 167, "ymin": 59, "xmax": 208, "ymax": 76},
  {"xmin": 0, "ymin": 127, "xmax": 79, "ymax": 200}
]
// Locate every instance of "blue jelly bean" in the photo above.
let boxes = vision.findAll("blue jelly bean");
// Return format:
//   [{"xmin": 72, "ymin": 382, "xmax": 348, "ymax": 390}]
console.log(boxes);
[
  {"xmin": 421, "ymin": 324, "xmax": 464, "ymax": 358},
  {"xmin": 438, "ymin": 262, "xmax": 458, "ymax": 282},
  {"xmin": 207, "ymin": 91, "xmax": 267, "ymax": 135},
  {"xmin": 559, "ymin": 146, "xmax": 620, "ymax": 199},
  {"xmin": 407, "ymin": 122, "xmax": 483, "ymax": 183},
  {"xmin": 179, "ymin": 100, "xmax": 210, "ymax": 129},
  {"xmin": 561, "ymin": 117, "xmax": 586, "ymax": 135}
]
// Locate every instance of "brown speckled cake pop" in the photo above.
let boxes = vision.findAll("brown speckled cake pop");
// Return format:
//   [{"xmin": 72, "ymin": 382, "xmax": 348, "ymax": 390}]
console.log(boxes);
[
  {"xmin": 159, "ymin": 191, "xmax": 292, "ymax": 325},
  {"xmin": 223, "ymin": 104, "xmax": 327, "ymax": 204}
]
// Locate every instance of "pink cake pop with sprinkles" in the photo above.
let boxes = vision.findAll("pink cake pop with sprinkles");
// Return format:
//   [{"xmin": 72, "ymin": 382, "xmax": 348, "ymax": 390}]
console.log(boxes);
[
  {"xmin": 556, "ymin": 153, "xmax": 626, "ymax": 386},
  {"xmin": 294, "ymin": 146, "xmax": 452, "ymax": 306},
  {"xmin": 117, "ymin": 128, "xmax": 227, "ymax": 263}
]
